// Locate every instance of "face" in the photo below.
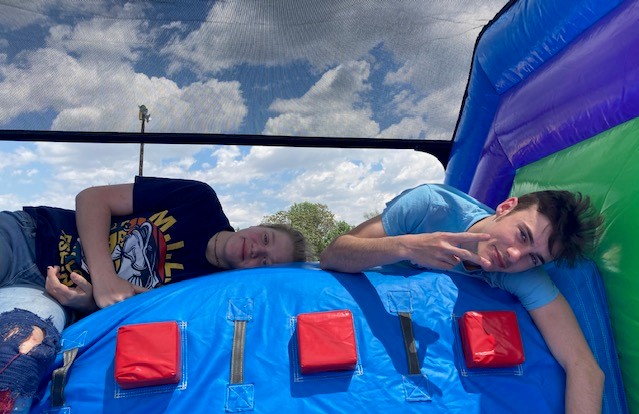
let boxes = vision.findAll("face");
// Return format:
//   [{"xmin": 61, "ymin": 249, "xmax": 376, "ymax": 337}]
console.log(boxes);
[
  {"xmin": 222, "ymin": 226, "xmax": 294, "ymax": 269},
  {"xmin": 473, "ymin": 198, "xmax": 556, "ymax": 273}
]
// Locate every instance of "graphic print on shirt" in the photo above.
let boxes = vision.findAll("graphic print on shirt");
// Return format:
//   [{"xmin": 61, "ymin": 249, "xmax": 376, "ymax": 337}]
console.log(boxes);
[
  {"xmin": 56, "ymin": 210, "xmax": 184, "ymax": 288},
  {"xmin": 110, "ymin": 219, "xmax": 166, "ymax": 289}
]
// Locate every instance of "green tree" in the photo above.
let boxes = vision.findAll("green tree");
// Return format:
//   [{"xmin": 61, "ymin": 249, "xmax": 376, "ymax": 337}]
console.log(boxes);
[{"xmin": 263, "ymin": 202, "xmax": 353, "ymax": 261}]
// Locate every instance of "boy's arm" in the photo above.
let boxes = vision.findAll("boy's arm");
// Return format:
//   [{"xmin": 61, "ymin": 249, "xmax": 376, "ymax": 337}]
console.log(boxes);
[
  {"xmin": 529, "ymin": 294, "xmax": 604, "ymax": 414},
  {"xmin": 75, "ymin": 183, "xmax": 146, "ymax": 309},
  {"xmin": 320, "ymin": 215, "xmax": 490, "ymax": 273},
  {"xmin": 320, "ymin": 216, "xmax": 403, "ymax": 272}
]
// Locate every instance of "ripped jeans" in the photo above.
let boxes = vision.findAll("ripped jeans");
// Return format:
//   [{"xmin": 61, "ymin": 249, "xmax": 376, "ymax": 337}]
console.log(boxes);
[{"xmin": 0, "ymin": 211, "xmax": 66, "ymax": 412}]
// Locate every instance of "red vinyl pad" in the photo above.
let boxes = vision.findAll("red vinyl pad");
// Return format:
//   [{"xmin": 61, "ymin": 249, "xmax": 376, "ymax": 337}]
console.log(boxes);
[
  {"xmin": 297, "ymin": 310, "xmax": 357, "ymax": 374},
  {"xmin": 459, "ymin": 311, "xmax": 524, "ymax": 368},
  {"xmin": 114, "ymin": 321, "xmax": 181, "ymax": 389}
]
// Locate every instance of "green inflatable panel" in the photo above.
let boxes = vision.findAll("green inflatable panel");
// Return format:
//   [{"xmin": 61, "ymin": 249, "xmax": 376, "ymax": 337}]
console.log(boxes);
[{"xmin": 511, "ymin": 116, "xmax": 639, "ymax": 410}]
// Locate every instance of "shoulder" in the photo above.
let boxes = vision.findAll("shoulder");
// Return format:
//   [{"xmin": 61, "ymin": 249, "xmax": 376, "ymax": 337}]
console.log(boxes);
[
  {"xmin": 135, "ymin": 176, "xmax": 213, "ymax": 191},
  {"xmin": 134, "ymin": 176, "xmax": 219, "ymax": 199},
  {"xmin": 484, "ymin": 267, "xmax": 559, "ymax": 311},
  {"xmin": 389, "ymin": 184, "xmax": 491, "ymax": 209},
  {"xmin": 133, "ymin": 176, "xmax": 222, "ymax": 212},
  {"xmin": 385, "ymin": 184, "xmax": 450, "ymax": 210}
]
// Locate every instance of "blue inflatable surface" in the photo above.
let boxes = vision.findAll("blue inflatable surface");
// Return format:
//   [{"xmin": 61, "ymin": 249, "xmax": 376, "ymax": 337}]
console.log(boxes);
[{"xmin": 31, "ymin": 263, "xmax": 625, "ymax": 413}]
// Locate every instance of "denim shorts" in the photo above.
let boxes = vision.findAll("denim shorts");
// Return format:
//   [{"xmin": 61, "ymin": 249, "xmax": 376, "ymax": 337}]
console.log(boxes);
[
  {"xmin": 0, "ymin": 210, "xmax": 66, "ymax": 332},
  {"xmin": 0, "ymin": 210, "xmax": 42, "ymax": 288}
]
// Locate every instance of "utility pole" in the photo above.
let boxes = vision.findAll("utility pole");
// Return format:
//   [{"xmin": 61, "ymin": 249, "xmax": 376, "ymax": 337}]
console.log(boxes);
[{"xmin": 138, "ymin": 105, "xmax": 150, "ymax": 176}]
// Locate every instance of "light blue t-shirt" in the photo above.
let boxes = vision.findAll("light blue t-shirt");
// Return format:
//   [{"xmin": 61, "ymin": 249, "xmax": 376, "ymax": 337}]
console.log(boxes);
[{"xmin": 381, "ymin": 184, "xmax": 559, "ymax": 311}]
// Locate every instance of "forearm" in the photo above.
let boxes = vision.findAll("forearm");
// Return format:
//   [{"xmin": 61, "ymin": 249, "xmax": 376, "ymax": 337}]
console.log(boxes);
[
  {"xmin": 530, "ymin": 296, "xmax": 604, "ymax": 414},
  {"xmin": 565, "ymin": 361, "xmax": 604, "ymax": 414},
  {"xmin": 74, "ymin": 184, "xmax": 135, "ymax": 307},
  {"xmin": 75, "ymin": 189, "xmax": 119, "ymax": 290},
  {"xmin": 320, "ymin": 234, "xmax": 407, "ymax": 273}
]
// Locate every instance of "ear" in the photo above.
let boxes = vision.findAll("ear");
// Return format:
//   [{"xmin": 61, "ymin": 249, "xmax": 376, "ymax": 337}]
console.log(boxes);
[{"xmin": 495, "ymin": 197, "xmax": 518, "ymax": 217}]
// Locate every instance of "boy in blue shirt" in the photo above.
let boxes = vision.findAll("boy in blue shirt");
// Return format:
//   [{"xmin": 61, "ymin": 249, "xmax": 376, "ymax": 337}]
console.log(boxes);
[{"xmin": 320, "ymin": 183, "xmax": 604, "ymax": 414}]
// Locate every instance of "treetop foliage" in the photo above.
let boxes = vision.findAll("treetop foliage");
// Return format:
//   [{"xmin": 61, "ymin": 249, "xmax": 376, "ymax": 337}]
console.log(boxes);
[{"xmin": 262, "ymin": 202, "xmax": 353, "ymax": 261}]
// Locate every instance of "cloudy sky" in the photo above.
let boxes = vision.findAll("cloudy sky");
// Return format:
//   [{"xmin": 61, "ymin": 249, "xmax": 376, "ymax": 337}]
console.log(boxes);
[{"xmin": 0, "ymin": 0, "xmax": 507, "ymax": 229}]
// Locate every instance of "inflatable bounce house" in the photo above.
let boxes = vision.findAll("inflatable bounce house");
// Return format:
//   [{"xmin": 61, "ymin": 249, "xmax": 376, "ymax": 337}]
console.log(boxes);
[{"xmin": 29, "ymin": 0, "xmax": 638, "ymax": 413}]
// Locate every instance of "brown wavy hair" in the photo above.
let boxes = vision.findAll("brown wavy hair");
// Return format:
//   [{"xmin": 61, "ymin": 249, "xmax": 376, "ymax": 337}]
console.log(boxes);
[{"xmin": 513, "ymin": 190, "xmax": 603, "ymax": 267}]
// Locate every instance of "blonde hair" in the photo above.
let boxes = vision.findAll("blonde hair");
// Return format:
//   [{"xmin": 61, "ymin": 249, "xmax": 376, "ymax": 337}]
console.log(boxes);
[{"xmin": 260, "ymin": 223, "xmax": 309, "ymax": 262}]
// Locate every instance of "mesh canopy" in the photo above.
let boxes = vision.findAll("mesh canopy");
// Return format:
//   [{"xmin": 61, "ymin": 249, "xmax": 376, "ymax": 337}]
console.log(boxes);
[{"xmin": 0, "ymin": 0, "xmax": 508, "ymax": 227}]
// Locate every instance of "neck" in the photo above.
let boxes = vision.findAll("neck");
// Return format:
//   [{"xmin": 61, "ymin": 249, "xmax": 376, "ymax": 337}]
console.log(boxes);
[{"xmin": 467, "ymin": 215, "xmax": 490, "ymax": 233}]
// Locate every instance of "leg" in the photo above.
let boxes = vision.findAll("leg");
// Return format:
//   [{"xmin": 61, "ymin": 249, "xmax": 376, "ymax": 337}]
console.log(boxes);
[
  {"xmin": 0, "ymin": 289, "xmax": 64, "ymax": 413},
  {"xmin": 0, "ymin": 212, "xmax": 64, "ymax": 411},
  {"xmin": 0, "ymin": 211, "xmax": 44, "ymax": 289}
]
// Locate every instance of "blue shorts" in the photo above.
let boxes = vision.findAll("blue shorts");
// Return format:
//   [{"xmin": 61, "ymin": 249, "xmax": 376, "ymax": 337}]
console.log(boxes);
[{"xmin": 0, "ymin": 210, "xmax": 41, "ymax": 288}]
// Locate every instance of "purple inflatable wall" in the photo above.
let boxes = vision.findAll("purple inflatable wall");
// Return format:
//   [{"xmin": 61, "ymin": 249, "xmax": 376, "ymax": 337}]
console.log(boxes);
[{"xmin": 468, "ymin": 0, "xmax": 639, "ymax": 207}]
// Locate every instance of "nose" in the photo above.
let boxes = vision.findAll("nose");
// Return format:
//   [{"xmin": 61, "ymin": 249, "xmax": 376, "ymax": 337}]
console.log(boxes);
[
  {"xmin": 506, "ymin": 247, "xmax": 523, "ymax": 263},
  {"xmin": 250, "ymin": 242, "xmax": 266, "ymax": 258}
]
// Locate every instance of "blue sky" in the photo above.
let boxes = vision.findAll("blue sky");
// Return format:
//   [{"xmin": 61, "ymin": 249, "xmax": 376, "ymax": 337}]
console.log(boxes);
[{"xmin": 0, "ymin": 0, "xmax": 507, "ymax": 228}]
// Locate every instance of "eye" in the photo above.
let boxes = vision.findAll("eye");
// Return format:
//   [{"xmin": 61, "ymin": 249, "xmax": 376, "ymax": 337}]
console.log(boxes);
[
  {"xmin": 261, "ymin": 257, "xmax": 268, "ymax": 265},
  {"xmin": 263, "ymin": 233, "xmax": 269, "ymax": 245},
  {"xmin": 519, "ymin": 229, "xmax": 528, "ymax": 243},
  {"xmin": 530, "ymin": 254, "xmax": 538, "ymax": 266}
]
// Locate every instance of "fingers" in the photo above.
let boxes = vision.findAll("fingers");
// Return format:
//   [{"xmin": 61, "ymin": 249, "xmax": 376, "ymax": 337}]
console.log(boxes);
[
  {"xmin": 45, "ymin": 266, "xmax": 63, "ymax": 294},
  {"xmin": 444, "ymin": 232, "xmax": 491, "ymax": 267},
  {"xmin": 92, "ymin": 278, "xmax": 148, "ymax": 309},
  {"xmin": 45, "ymin": 265, "xmax": 59, "ymax": 282},
  {"xmin": 69, "ymin": 272, "xmax": 93, "ymax": 294},
  {"xmin": 46, "ymin": 266, "xmax": 148, "ymax": 311},
  {"xmin": 449, "ymin": 245, "xmax": 491, "ymax": 267},
  {"xmin": 132, "ymin": 284, "xmax": 149, "ymax": 294},
  {"xmin": 453, "ymin": 250, "xmax": 491, "ymax": 268},
  {"xmin": 45, "ymin": 266, "xmax": 78, "ymax": 304},
  {"xmin": 448, "ymin": 232, "xmax": 491, "ymax": 242}
]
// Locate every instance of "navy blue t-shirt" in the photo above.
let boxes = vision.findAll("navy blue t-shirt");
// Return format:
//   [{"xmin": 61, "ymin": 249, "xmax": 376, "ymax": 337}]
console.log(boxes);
[{"xmin": 24, "ymin": 176, "xmax": 233, "ymax": 289}]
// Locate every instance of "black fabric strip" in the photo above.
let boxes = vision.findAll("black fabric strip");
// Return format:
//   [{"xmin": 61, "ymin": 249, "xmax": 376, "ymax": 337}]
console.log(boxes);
[
  {"xmin": 398, "ymin": 312, "xmax": 420, "ymax": 375},
  {"xmin": 50, "ymin": 347, "xmax": 78, "ymax": 407},
  {"xmin": 230, "ymin": 320, "xmax": 247, "ymax": 384}
]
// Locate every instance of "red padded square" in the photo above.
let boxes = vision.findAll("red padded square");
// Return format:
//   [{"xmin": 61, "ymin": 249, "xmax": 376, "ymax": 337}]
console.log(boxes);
[
  {"xmin": 297, "ymin": 310, "xmax": 357, "ymax": 374},
  {"xmin": 459, "ymin": 311, "xmax": 525, "ymax": 368},
  {"xmin": 114, "ymin": 321, "xmax": 181, "ymax": 389}
]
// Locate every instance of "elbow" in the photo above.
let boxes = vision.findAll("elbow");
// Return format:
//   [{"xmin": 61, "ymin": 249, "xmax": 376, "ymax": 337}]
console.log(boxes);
[
  {"xmin": 318, "ymin": 249, "xmax": 333, "ymax": 270},
  {"xmin": 584, "ymin": 359, "xmax": 604, "ymax": 386},
  {"xmin": 590, "ymin": 364, "xmax": 605, "ymax": 402},
  {"xmin": 75, "ymin": 187, "xmax": 91, "ymax": 209},
  {"xmin": 567, "ymin": 357, "xmax": 605, "ymax": 390},
  {"xmin": 319, "ymin": 247, "xmax": 354, "ymax": 273},
  {"xmin": 319, "ymin": 238, "xmax": 340, "ymax": 270},
  {"xmin": 594, "ymin": 364, "xmax": 605, "ymax": 388}
]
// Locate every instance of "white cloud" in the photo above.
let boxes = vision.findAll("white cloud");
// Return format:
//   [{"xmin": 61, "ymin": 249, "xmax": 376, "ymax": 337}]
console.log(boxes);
[
  {"xmin": 0, "ymin": 45, "xmax": 248, "ymax": 132},
  {"xmin": 264, "ymin": 60, "xmax": 379, "ymax": 137},
  {"xmin": 0, "ymin": 145, "xmax": 37, "ymax": 171},
  {"xmin": 162, "ymin": 0, "xmax": 504, "ymax": 81},
  {"xmin": 385, "ymin": 81, "xmax": 468, "ymax": 140},
  {"xmin": 46, "ymin": 19, "xmax": 145, "ymax": 63},
  {"xmin": 162, "ymin": 0, "xmax": 379, "ymax": 74}
]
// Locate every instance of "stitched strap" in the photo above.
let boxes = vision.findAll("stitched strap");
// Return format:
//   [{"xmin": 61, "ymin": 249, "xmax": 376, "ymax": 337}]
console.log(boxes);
[
  {"xmin": 50, "ymin": 347, "xmax": 78, "ymax": 407},
  {"xmin": 230, "ymin": 320, "xmax": 247, "ymax": 384},
  {"xmin": 398, "ymin": 311, "xmax": 420, "ymax": 375}
]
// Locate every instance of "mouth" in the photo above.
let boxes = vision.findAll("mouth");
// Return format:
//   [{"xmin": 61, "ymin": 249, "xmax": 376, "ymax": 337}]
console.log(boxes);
[{"xmin": 493, "ymin": 246, "xmax": 506, "ymax": 269}]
